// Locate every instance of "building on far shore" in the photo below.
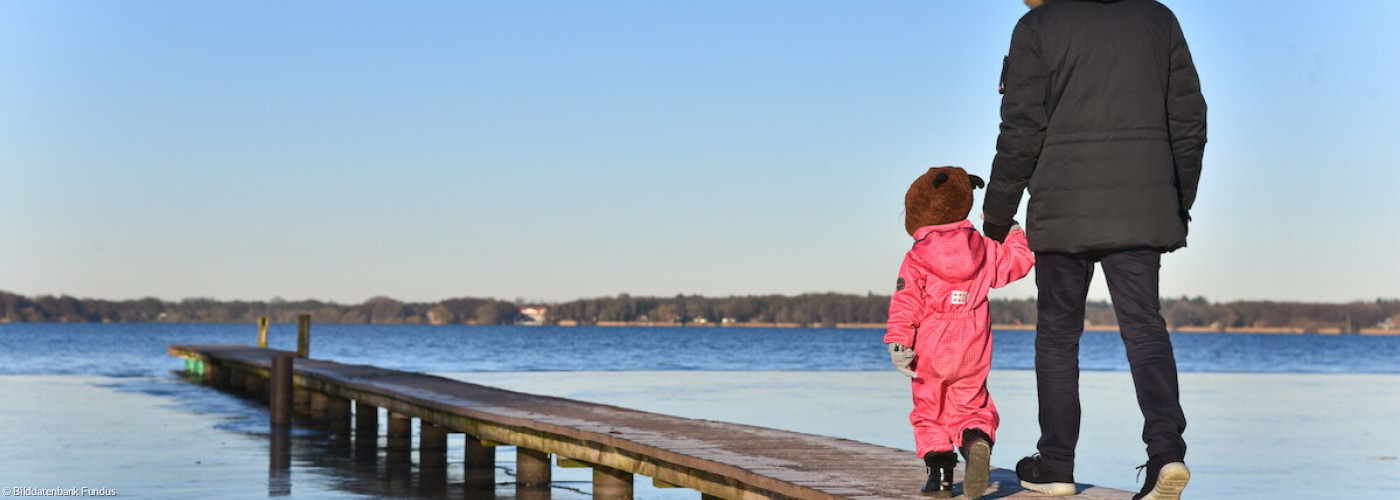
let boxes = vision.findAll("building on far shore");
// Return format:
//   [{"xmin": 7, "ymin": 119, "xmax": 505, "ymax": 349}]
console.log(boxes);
[{"xmin": 518, "ymin": 306, "xmax": 547, "ymax": 325}]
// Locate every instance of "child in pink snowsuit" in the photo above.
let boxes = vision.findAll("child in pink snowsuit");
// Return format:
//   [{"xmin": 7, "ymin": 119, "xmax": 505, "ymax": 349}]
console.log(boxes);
[{"xmin": 885, "ymin": 166, "xmax": 1034, "ymax": 498}]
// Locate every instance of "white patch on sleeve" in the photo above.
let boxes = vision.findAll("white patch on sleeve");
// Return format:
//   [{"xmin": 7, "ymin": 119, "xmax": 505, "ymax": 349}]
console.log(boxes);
[{"xmin": 950, "ymin": 291, "xmax": 968, "ymax": 305}]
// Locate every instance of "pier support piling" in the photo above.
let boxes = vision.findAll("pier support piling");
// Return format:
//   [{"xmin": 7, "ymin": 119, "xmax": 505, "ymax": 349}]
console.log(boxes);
[
  {"xmin": 354, "ymin": 401, "xmax": 379, "ymax": 438},
  {"xmin": 310, "ymin": 392, "xmax": 329, "ymax": 421},
  {"xmin": 269, "ymin": 356, "xmax": 294, "ymax": 426},
  {"xmin": 387, "ymin": 412, "xmax": 412, "ymax": 452},
  {"xmin": 592, "ymin": 465, "xmax": 634, "ymax": 500},
  {"xmin": 463, "ymin": 434, "xmax": 496, "ymax": 490},
  {"xmin": 516, "ymin": 448, "xmax": 552, "ymax": 487},
  {"xmin": 420, "ymin": 422, "xmax": 449, "ymax": 470},
  {"xmin": 352, "ymin": 403, "xmax": 379, "ymax": 464},
  {"xmin": 324, "ymin": 395, "xmax": 351, "ymax": 435},
  {"xmin": 228, "ymin": 370, "xmax": 245, "ymax": 392},
  {"xmin": 293, "ymin": 388, "xmax": 311, "ymax": 416},
  {"xmin": 212, "ymin": 364, "xmax": 230, "ymax": 388},
  {"xmin": 245, "ymin": 373, "xmax": 267, "ymax": 398}
]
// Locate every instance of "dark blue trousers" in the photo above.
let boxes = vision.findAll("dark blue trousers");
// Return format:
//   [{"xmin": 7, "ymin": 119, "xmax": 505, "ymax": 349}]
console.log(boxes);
[{"xmin": 1033, "ymin": 249, "xmax": 1188, "ymax": 475}]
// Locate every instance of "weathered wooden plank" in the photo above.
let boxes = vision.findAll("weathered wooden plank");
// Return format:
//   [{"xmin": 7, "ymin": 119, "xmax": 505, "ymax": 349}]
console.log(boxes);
[{"xmin": 169, "ymin": 344, "xmax": 1134, "ymax": 500}]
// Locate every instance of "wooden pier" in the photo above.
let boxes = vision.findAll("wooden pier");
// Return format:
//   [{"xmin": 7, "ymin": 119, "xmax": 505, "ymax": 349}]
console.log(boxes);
[{"xmin": 169, "ymin": 344, "xmax": 1133, "ymax": 499}]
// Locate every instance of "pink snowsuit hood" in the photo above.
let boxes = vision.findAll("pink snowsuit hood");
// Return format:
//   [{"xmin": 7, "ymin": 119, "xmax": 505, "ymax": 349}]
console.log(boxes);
[{"xmin": 909, "ymin": 221, "xmax": 987, "ymax": 287}]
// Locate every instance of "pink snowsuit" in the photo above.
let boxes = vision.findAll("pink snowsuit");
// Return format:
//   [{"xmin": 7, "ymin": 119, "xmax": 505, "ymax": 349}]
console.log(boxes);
[{"xmin": 884, "ymin": 220, "xmax": 1034, "ymax": 457}]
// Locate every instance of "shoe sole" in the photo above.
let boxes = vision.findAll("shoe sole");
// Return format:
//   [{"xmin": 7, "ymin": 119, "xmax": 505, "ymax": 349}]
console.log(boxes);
[
  {"xmin": 963, "ymin": 440, "xmax": 991, "ymax": 499},
  {"xmin": 1139, "ymin": 462, "xmax": 1190, "ymax": 500},
  {"xmin": 1019, "ymin": 480, "xmax": 1076, "ymax": 496}
]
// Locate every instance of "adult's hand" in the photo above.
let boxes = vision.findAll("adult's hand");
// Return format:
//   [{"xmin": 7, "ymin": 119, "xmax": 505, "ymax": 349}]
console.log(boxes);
[{"xmin": 983, "ymin": 220, "xmax": 1013, "ymax": 243}]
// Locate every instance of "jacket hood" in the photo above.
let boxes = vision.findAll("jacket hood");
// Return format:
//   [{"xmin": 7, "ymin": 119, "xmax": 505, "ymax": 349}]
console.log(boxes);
[{"xmin": 909, "ymin": 220, "xmax": 986, "ymax": 283}]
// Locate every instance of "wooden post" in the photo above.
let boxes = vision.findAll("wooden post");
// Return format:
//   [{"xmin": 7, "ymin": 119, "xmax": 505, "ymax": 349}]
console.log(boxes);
[
  {"xmin": 325, "ymin": 395, "xmax": 351, "ymax": 435},
  {"xmin": 386, "ymin": 414, "xmax": 412, "ymax": 491},
  {"xmin": 592, "ymin": 465, "xmax": 633, "ymax": 500},
  {"xmin": 293, "ymin": 388, "xmax": 311, "ymax": 415},
  {"xmin": 214, "ymin": 362, "xmax": 232, "ymax": 388},
  {"xmin": 420, "ymin": 423, "xmax": 449, "ymax": 471},
  {"xmin": 354, "ymin": 401, "xmax": 379, "ymax": 439},
  {"xmin": 257, "ymin": 316, "xmax": 270, "ymax": 348},
  {"xmin": 421, "ymin": 422, "xmax": 448, "ymax": 451},
  {"xmin": 296, "ymin": 314, "xmax": 311, "ymax": 358},
  {"xmin": 245, "ymin": 373, "xmax": 266, "ymax": 398},
  {"xmin": 353, "ymin": 402, "xmax": 378, "ymax": 464},
  {"xmin": 386, "ymin": 412, "xmax": 412, "ymax": 452},
  {"xmin": 463, "ymin": 434, "xmax": 496, "ymax": 490},
  {"xmin": 229, "ymin": 370, "xmax": 246, "ymax": 392},
  {"xmin": 516, "ymin": 483, "xmax": 551, "ymax": 500},
  {"xmin": 516, "ymin": 448, "xmax": 552, "ymax": 487},
  {"xmin": 269, "ymin": 356, "xmax": 293, "ymax": 426},
  {"xmin": 310, "ymin": 392, "xmax": 330, "ymax": 421},
  {"xmin": 419, "ymin": 427, "xmax": 450, "ymax": 497}
]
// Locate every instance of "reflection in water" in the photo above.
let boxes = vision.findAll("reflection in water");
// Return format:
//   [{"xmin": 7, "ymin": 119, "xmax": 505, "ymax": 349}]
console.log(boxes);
[{"xmin": 269, "ymin": 425, "xmax": 292, "ymax": 496}]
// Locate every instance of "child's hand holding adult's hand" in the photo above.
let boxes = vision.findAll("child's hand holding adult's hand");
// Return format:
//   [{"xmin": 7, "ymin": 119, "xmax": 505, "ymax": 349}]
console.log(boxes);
[{"xmin": 887, "ymin": 343, "xmax": 916, "ymax": 378}]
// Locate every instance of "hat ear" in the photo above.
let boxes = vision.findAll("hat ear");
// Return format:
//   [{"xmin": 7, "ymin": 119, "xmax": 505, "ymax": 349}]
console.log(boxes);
[
  {"xmin": 933, "ymin": 172, "xmax": 949, "ymax": 188},
  {"xmin": 969, "ymin": 175, "xmax": 986, "ymax": 189}
]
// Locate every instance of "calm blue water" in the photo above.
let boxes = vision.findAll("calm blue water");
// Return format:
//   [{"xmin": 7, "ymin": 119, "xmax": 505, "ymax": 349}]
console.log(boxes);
[{"xmin": 1, "ymin": 322, "xmax": 1396, "ymax": 376}]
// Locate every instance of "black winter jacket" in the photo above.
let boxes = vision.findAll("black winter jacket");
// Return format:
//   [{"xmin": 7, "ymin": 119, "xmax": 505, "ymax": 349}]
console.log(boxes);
[{"xmin": 984, "ymin": 0, "xmax": 1207, "ymax": 254}]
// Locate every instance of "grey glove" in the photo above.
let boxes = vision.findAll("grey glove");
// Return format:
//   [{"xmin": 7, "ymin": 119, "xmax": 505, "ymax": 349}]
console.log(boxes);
[{"xmin": 887, "ymin": 342, "xmax": 916, "ymax": 378}]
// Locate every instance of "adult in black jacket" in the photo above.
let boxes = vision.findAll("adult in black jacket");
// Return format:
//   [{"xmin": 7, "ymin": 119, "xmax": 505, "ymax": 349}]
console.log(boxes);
[{"xmin": 982, "ymin": 1, "xmax": 1205, "ymax": 499}]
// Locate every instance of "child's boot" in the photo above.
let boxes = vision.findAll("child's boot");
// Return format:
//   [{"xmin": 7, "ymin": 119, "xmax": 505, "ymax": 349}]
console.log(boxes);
[
  {"xmin": 959, "ymin": 429, "xmax": 994, "ymax": 498},
  {"xmin": 963, "ymin": 425, "xmax": 996, "ymax": 495},
  {"xmin": 921, "ymin": 451, "xmax": 958, "ymax": 497}
]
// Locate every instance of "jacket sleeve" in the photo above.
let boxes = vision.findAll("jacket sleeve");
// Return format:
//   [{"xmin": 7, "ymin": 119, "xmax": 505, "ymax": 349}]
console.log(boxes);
[
  {"xmin": 984, "ymin": 18, "xmax": 1047, "ymax": 227},
  {"xmin": 989, "ymin": 227, "xmax": 1035, "ymax": 289},
  {"xmin": 883, "ymin": 253, "xmax": 925, "ymax": 347},
  {"xmin": 1166, "ymin": 13, "xmax": 1207, "ymax": 213}
]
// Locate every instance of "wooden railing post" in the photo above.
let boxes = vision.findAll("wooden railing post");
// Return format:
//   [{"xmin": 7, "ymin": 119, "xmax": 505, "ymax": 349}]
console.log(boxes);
[
  {"xmin": 257, "ymin": 316, "xmax": 270, "ymax": 348},
  {"xmin": 296, "ymin": 314, "xmax": 311, "ymax": 358}
]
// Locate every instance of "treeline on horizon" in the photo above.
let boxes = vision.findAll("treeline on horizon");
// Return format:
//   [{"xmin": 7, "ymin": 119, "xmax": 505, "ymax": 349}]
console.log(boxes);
[{"xmin": 3, "ymin": 290, "xmax": 1398, "ymax": 332}]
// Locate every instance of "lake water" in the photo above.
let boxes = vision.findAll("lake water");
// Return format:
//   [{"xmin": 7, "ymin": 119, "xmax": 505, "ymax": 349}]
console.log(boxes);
[
  {"xmin": 5, "ymin": 322, "xmax": 1400, "ymax": 376},
  {"xmin": 1, "ymin": 323, "xmax": 1398, "ymax": 499}
]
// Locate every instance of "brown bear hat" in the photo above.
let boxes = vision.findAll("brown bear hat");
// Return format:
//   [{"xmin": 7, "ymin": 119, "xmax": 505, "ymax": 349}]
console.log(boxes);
[{"xmin": 904, "ymin": 166, "xmax": 986, "ymax": 236}]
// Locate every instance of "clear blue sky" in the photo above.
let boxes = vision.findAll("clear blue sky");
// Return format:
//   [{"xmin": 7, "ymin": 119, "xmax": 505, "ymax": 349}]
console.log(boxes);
[{"xmin": 2, "ymin": 1, "xmax": 1397, "ymax": 305}]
